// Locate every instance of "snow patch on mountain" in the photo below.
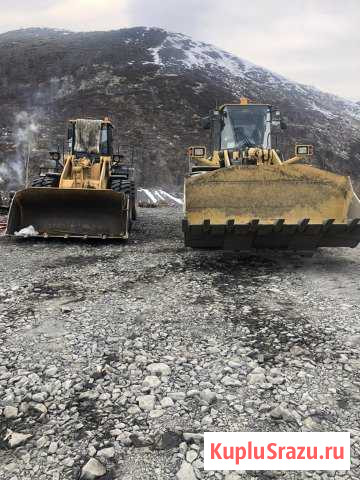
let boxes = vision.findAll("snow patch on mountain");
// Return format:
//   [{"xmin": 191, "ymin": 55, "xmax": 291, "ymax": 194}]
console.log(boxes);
[
  {"xmin": 148, "ymin": 32, "xmax": 256, "ymax": 78},
  {"xmin": 147, "ymin": 29, "xmax": 360, "ymax": 125},
  {"xmin": 344, "ymin": 103, "xmax": 360, "ymax": 121},
  {"xmin": 309, "ymin": 102, "xmax": 337, "ymax": 120}
]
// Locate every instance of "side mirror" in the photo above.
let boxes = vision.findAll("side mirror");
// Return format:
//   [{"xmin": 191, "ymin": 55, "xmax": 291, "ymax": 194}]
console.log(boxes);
[
  {"xmin": 201, "ymin": 116, "xmax": 211, "ymax": 130},
  {"xmin": 272, "ymin": 109, "xmax": 286, "ymax": 130}
]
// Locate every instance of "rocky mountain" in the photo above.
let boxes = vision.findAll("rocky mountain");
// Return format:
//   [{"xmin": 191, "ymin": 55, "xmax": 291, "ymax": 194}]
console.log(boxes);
[{"xmin": 0, "ymin": 26, "xmax": 359, "ymax": 191}]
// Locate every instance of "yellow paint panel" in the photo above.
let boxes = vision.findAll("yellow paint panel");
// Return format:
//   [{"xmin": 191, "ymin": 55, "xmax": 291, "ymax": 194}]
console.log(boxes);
[{"xmin": 185, "ymin": 164, "xmax": 354, "ymax": 225}]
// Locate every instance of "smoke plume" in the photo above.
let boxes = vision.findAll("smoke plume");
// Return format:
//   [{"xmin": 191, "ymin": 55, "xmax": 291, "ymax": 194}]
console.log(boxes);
[{"xmin": 0, "ymin": 111, "xmax": 40, "ymax": 191}]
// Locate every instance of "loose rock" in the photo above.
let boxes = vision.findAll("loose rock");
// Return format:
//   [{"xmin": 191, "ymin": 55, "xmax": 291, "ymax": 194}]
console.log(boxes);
[
  {"xmin": 137, "ymin": 394, "xmax": 155, "ymax": 411},
  {"xmin": 176, "ymin": 461, "xmax": 197, "ymax": 480},
  {"xmin": 5, "ymin": 431, "xmax": 32, "ymax": 448},
  {"xmin": 80, "ymin": 458, "xmax": 106, "ymax": 479},
  {"xmin": 200, "ymin": 389, "xmax": 217, "ymax": 405},
  {"xmin": 97, "ymin": 447, "xmax": 115, "ymax": 458},
  {"xmin": 147, "ymin": 363, "xmax": 171, "ymax": 376},
  {"xmin": 143, "ymin": 375, "xmax": 161, "ymax": 389},
  {"xmin": 3, "ymin": 406, "xmax": 18, "ymax": 418}
]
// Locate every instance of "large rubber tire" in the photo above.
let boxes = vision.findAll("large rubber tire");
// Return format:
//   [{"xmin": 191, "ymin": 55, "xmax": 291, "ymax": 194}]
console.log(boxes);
[
  {"xmin": 130, "ymin": 181, "xmax": 137, "ymax": 221},
  {"xmin": 110, "ymin": 178, "xmax": 137, "ymax": 221},
  {"xmin": 109, "ymin": 178, "xmax": 133, "ymax": 232},
  {"xmin": 110, "ymin": 179, "xmax": 131, "ymax": 194},
  {"xmin": 31, "ymin": 175, "xmax": 59, "ymax": 188}
]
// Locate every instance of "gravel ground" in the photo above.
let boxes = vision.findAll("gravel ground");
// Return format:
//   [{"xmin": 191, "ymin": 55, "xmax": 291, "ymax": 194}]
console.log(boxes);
[{"xmin": 0, "ymin": 206, "xmax": 359, "ymax": 480}]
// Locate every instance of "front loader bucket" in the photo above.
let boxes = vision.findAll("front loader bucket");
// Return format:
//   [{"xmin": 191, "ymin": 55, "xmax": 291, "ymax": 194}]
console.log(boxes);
[
  {"xmin": 6, "ymin": 188, "xmax": 129, "ymax": 239},
  {"xmin": 184, "ymin": 164, "xmax": 360, "ymax": 250}
]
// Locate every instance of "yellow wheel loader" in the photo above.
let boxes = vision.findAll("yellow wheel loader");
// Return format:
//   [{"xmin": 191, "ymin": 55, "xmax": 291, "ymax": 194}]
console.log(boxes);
[
  {"xmin": 6, "ymin": 118, "xmax": 137, "ymax": 239},
  {"xmin": 183, "ymin": 99, "xmax": 360, "ymax": 250}
]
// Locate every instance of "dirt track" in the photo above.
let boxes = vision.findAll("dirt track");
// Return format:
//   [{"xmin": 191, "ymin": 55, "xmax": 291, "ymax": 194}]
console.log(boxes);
[{"xmin": 0, "ymin": 206, "xmax": 359, "ymax": 480}]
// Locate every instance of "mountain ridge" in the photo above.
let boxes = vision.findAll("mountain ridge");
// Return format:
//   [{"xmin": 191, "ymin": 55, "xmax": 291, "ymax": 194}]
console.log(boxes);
[
  {"xmin": 0, "ymin": 26, "xmax": 359, "ymax": 191},
  {"xmin": 1, "ymin": 26, "xmax": 358, "ymax": 108}
]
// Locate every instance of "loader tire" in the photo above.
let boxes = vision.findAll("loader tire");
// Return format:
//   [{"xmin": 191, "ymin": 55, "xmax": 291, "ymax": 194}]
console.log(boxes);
[
  {"xmin": 110, "ymin": 179, "xmax": 131, "ymax": 195},
  {"xmin": 109, "ymin": 178, "xmax": 133, "ymax": 231},
  {"xmin": 130, "ymin": 200, "xmax": 137, "ymax": 221},
  {"xmin": 31, "ymin": 175, "xmax": 59, "ymax": 188},
  {"xmin": 130, "ymin": 181, "xmax": 137, "ymax": 221}
]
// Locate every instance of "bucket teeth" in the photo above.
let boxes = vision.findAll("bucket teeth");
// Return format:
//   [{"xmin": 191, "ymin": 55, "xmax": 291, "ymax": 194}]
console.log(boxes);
[
  {"xmin": 348, "ymin": 218, "xmax": 360, "ymax": 231},
  {"xmin": 249, "ymin": 219, "xmax": 259, "ymax": 232},
  {"xmin": 297, "ymin": 218, "xmax": 310, "ymax": 232},
  {"xmin": 226, "ymin": 219, "xmax": 235, "ymax": 232},
  {"xmin": 273, "ymin": 219, "xmax": 285, "ymax": 232},
  {"xmin": 184, "ymin": 216, "xmax": 360, "ymax": 249},
  {"xmin": 203, "ymin": 219, "xmax": 211, "ymax": 232},
  {"xmin": 322, "ymin": 219, "xmax": 335, "ymax": 232}
]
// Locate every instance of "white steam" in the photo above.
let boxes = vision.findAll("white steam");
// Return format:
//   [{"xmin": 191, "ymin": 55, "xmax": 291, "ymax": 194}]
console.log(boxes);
[
  {"xmin": 0, "ymin": 158, "xmax": 25, "ymax": 191},
  {"xmin": 0, "ymin": 111, "xmax": 40, "ymax": 191}
]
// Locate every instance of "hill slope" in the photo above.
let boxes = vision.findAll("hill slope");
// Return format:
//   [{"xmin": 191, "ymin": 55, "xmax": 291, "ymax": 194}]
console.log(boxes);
[{"xmin": 0, "ymin": 27, "xmax": 359, "ymax": 190}]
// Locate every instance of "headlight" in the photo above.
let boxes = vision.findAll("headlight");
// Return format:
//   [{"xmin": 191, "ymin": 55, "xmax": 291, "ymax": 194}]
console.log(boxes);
[
  {"xmin": 295, "ymin": 145, "xmax": 314, "ymax": 156},
  {"xmin": 49, "ymin": 151, "xmax": 61, "ymax": 161}
]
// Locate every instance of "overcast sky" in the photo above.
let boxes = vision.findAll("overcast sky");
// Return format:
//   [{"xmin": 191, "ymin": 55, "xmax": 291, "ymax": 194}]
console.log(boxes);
[{"xmin": 1, "ymin": 0, "xmax": 359, "ymax": 100}]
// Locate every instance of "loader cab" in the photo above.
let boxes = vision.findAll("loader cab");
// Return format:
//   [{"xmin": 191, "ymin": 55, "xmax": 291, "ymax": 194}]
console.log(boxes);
[
  {"xmin": 206, "ymin": 102, "xmax": 277, "ymax": 153},
  {"xmin": 67, "ymin": 119, "xmax": 114, "ymax": 158},
  {"xmin": 218, "ymin": 104, "xmax": 272, "ymax": 151}
]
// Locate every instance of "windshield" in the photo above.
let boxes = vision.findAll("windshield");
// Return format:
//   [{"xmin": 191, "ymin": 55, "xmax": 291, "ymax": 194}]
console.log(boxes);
[
  {"xmin": 74, "ymin": 119, "xmax": 102, "ymax": 154},
  {"xmin": 220, "ymin": 105, "xmax": 271, "ymax": 150}
]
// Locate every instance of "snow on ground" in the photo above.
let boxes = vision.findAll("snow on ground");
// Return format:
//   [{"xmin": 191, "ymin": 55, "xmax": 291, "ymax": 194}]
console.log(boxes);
[
  {"xmin": 159, "ymin": 190, "xmax": 183, "ymax": 205},
  {"xmin": 138, "ymin": 188, "xmax": 158, "ymax": 204},
  {"xmin": 154, "ymin": 190, "xmax": 165, "ymax": 201},
  {"xmin": 138, "ymin": 188, "xmax": 183, "ymax": 206}
]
